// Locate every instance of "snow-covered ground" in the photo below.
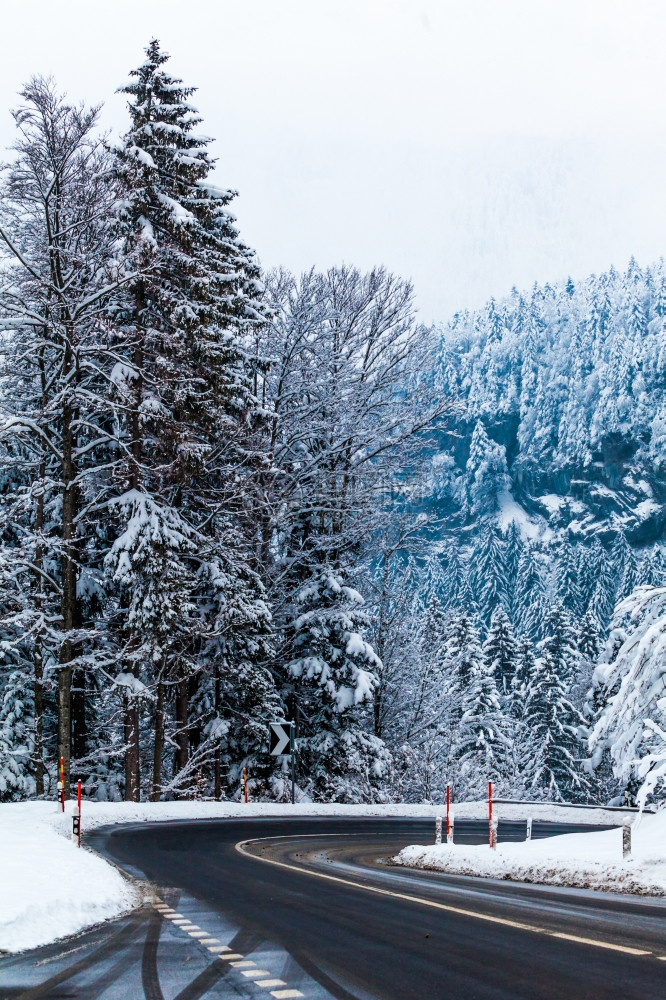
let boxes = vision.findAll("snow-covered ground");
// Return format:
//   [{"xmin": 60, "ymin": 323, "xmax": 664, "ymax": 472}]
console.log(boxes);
[
  {"xmin": 0, "ymin": 802, "xmax": 139, "ymax": 955},
  {"xmin": 395, "ymin": 808, "xmax": 666, "ymax": 896},
  {"xmin": 0, "ymin": 798, "xmax": 655, "ymax": 954}
]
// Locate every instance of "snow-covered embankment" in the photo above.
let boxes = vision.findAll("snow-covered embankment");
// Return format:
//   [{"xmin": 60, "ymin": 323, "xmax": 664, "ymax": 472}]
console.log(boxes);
[{"xmin": 394, "ymin": 809, "xmax": 666, "ymax": 895}]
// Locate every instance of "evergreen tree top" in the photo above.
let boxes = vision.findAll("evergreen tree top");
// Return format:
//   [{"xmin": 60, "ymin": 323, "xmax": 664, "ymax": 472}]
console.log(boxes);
[{"xmin": 120, "ymin": 38, "xmax": 202, "ymax": 134}]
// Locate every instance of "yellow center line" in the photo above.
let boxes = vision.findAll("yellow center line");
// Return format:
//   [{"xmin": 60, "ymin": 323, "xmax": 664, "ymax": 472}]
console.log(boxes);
[{"xmin": 235, "ymin": 839, "xmax": 656, "ymax": 960}]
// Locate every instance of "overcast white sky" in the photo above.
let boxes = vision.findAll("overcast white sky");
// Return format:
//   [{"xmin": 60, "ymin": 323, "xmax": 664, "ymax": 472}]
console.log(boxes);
[{"xmin": 2, "ymin": 0, "xmax": 666, "ymax": 321}]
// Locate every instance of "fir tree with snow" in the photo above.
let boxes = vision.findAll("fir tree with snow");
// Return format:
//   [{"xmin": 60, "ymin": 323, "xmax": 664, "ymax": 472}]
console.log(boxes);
[
  {"xmin": 482, "ymin": 606, "xmax": 517, "ymax": 696},
  {"xmin": 522, "ymin": 605, "xmax": 589, "ymax": 801},
  {"xmin": 457, "ymin": 630, "xmax": 511, "ymax": 796},
  {"xmin": 107, "ymin": 40, "xmax": 277, "ymax": 799},
  {"xmin": 555, "ymin": 543, "xmax": 584, "ymax": 619},
  {"xmin": 464, "ymin": 420, "xmax": 510, "ymax": 520},
  {"xmin": 590, "ymin": 585, "xmax": 666, "ymax": 807},
  {"xmin": 512, "ymin": 544, "xmax": 547, "ymax": 640},
  {"xmin": 470, "ymin": 519, "xmax": 508, "ymax": 625},
  {"xmin": 285, "ymin": 569, "xmax": 386, "ymax": 801},
  {"xmin": 503, "ymin": 520, "xmax": 524, "ymax": 618}
]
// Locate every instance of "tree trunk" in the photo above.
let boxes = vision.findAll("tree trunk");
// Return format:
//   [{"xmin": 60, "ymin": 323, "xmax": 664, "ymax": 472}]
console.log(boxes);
[
  {"xmin": 33, "ymin": 462, "xmax": 45, "ymax": 796},
  {"xmin": 57, "ymin": 664, "xmax": 72, "ymax": 797},
  {"xmin": 34, "ymin": 646, "xmax": 44, "ymax": 796},
  {"xmin": 151, "ymin": 681, "xmax": 164, "ymax": 802},
  {"xmin": 174, "ymin": 677, "xmax": 188, "ymax": 785},
  {"xmin": 124, "ymin": 694, "xmax": 141, "ymax": 802},
  {"xmin": 71, "ymin": 669, "xmax": 87, "ymax": 770},
  {"xmin": 59, "ymin": 384, "xmax": 78, "ymax": 799},
  {"xmin": 214, "ymin": 666, "xmax": 221, "ymax": 801}
]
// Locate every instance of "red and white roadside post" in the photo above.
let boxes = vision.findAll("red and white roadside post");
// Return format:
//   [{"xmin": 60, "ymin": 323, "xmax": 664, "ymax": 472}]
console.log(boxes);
[
  {"xmin": 72, "ymin": 780, "xmax": 81, "ymax": 847},
  {"xmin": 243, "ymin": 767, "xmax": 249, "ymax": 804},
  {"xmin": 58, "ymin": 756, "xmax": 65, "ymax": 812},
  {"xmin": 488, "ymin": 780, "xmax": 498, "ymax": 850},
  {"xmin": 446, "ymin": 784, "xmax": 453, "ymax": 843}
]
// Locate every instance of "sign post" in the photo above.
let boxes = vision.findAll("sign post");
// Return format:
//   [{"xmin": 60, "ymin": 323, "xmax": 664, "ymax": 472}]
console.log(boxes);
[
  {"xmin": 446, "ymin": 784, "xmax": 451, "ymax": 840},
  {"xmin": 58, "ymin": 756, "xmax": 65, "ymax": 813},
  {"xmin": 269, "ymin": 722, "xmax": 295, "ymax": 804},
  {"xmin": 488, "ymin": 780, "xmax": 498, "ymax": 850}
]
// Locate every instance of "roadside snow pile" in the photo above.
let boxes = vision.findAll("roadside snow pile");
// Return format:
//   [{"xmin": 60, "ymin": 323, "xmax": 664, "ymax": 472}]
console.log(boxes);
[
  {"xmin": 0, "ymin": 802, "xmax": 139, "ymax": 954},
  {"xmin": 39, "ymin": 797, "xmax": 649, "ymax": 834},
  {"xmin": 395, "ymin": 809, "xmax": 666, "ymax": 895}
]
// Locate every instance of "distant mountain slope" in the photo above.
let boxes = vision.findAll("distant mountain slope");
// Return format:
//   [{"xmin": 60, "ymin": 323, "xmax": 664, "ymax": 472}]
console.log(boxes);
[{"xmin": 432, "ymin": 256, "xmax": 666, "ymax": 547}]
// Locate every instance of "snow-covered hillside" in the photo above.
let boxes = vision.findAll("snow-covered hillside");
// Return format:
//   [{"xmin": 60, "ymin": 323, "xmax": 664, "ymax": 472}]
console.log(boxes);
[{"xmin": 431, "ymin": 257, "xmax": 666, "ymax": 548}]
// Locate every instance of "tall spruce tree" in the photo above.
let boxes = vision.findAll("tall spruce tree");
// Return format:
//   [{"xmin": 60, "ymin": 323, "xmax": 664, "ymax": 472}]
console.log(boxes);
[
  {"xmin": 109, "ymin": 39, "xmax": 279, "ymax": 799},
  {"xmin": 503, "ymin": 520, "xmax": 524, "ymax": 619},
  {"xmin": 555, "ymin": 542, "xmax": 584, "ymax": 618},
  {"xmin": 285, "ymin": 569, "xmax": 388, "ymax": 802},
  {"xmin": 513, "ymin": 544, "xmax": 547, "ymax": 639},
  {"xmin": 457, "ymin": 631, "xmax": 511, "ymax": 795},
  {"xmin": 471, "ymin": 518, "xmax": 508, "ymax": 625},
  {"xmin": 483, "ymin": 607, "xmax": 517, "ymax": 696},
  {"xmin": 522, "ymin": 603, "xmax": 588, "ymax": 801}
]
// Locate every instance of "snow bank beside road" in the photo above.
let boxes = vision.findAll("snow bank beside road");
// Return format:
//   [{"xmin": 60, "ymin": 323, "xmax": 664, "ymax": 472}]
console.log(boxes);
[
  {"xmin": 0, "ymin": 798, "xmax": 653, "ymax": 954},
  {"xmin": 395, "ymin": 809, "xmax": 666, "ymax": 895},
  {"xmin": 0, "ymin": 803, "xmax": 139, "ymax": 954},
  {"xmin": 39, "ymin": 797, "xmax": 650, "ymax": 836}
]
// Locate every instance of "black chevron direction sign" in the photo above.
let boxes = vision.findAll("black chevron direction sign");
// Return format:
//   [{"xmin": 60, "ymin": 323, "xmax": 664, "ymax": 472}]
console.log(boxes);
[{"xmin": 269, "ymin": 722, "xmax": 294, "ymax": 756}]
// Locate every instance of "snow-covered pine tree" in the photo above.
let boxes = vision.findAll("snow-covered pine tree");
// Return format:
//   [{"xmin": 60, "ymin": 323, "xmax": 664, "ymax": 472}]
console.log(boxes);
[
  {"xmin": 108, "ymin": 40, "xmax": 279, "ymax": 799},
  {"xmin": 572, "ymin": 609, "xmax": 601, "ymax": 713},
  {"xmin": 285, "ymin": 569, "xmax": 388, "ymax": 802},
  {"xmin": 439, "ymin": 541, "xmax": 468, "ymax": 610},
  {"xmin": 464, "ymin": 420, "xmax": 510, "ymax": 520},
  {"xmin": 639, "ymin": 546, "xmax": 666, "ymax": 588},
  {"xmin": 619, "ymin": 545, "xmax": 639, "ymax": 601},
  {"xmin": 510, "ymin": 636, "xmax": 537, "ymax": 718},
  {"xmin": 470, "ymin": 518, "xmax": 508, "ymax": 625},
  {"xmin": 444, "ymin": 608, "xmax": 482, "ymax": 696},
  {"xmin": 539, "ymin": 602, "xmax": 579, "ymax": 688},
  {"xmin": 579, "ymin": 539, "xmax": 606, "ymax": 612},
  {"xmin": 555, "ymin": 542, "xmax": 584, "ymax": 619},
  {"xmin": 457, "ymin": 630, "xmax": 511, "ymax": 797},
  {"xmin": 0, "ymin": 667, "xmax": 34, "ymax": 801},
  {"xmin": 610, "ymin": 531, "xmax": 632, "ymax": 597},
  {"xmin": 590, "ymin": 585, "xmax": 666, "ymax": 807},
  {"xmin": 482, "ymin": 606, "xmax": 517, "ymax": 697},
  {"xmin": 577, "ymin": 610, "xmax": 601, "ymax": 664},
  {"xmin": 513, "ymin": 543, "xmax": 547, "ymax": 639},
  {"xmin": 503, "ymin": 520, "xmax": 524, "ymax": 619},
  {"xmin": 522, "ymin": 603, "xmax": 589, "ymax": 801},
  {"xmin": 587, "ymin": 543, "xmax": 618, "ymax": 631}
]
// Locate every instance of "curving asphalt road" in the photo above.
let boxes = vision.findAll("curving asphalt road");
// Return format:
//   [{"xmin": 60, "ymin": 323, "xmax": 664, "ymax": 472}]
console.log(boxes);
[{"xmin": 1, "ymin": 817, "xmax": 665, "ymax": 1000}]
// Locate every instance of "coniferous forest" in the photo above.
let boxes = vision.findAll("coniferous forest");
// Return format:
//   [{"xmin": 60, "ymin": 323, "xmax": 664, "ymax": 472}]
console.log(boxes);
[{"xmin": 1, "ymin": 42, "xmax": 665, "ymax": 809}]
